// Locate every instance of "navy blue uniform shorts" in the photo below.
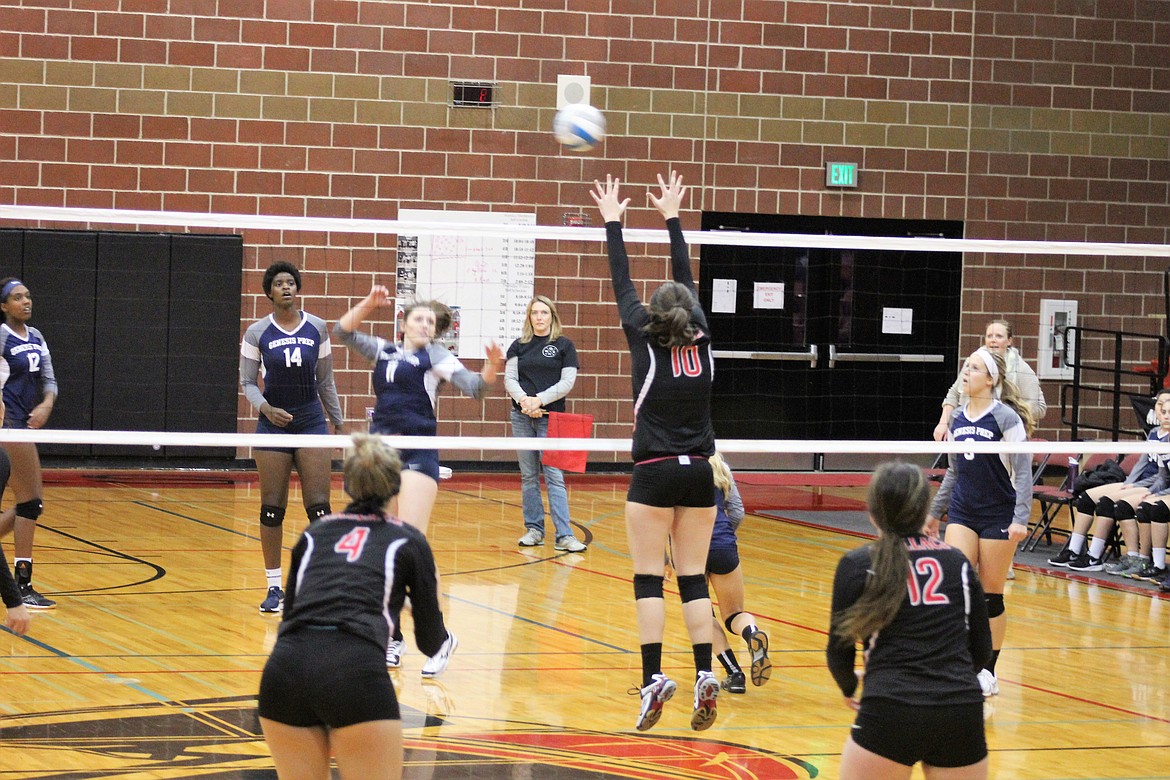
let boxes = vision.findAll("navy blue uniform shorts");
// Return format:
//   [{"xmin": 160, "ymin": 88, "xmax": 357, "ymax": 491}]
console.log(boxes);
[{"xmin": 255, "ymin": 402, "xmax": 329, "ymax": 455}]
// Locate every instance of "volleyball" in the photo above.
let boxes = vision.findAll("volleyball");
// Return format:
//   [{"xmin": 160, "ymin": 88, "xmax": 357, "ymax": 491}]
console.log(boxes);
[{"xmin": 553, "ymin": 103, "xmax": 606, "ymax": 152}]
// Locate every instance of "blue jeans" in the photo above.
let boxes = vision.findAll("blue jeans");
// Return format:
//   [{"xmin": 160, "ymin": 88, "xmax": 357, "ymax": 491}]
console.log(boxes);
[{"xmin": 511, "ymin": 408, "xmax": 573, "ymax": 539}]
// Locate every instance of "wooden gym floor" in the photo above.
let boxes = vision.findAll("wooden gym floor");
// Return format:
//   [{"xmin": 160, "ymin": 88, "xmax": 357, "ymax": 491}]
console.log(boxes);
[{"xmin": 0, "ymin": 469, "xmax": 1168, "ymax": 779}]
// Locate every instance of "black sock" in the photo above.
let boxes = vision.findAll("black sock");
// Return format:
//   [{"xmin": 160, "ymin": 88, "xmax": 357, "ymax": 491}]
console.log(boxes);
[
  {"xmin": 692, "ymin": 643, "xmax": 712, "ymax": 676},
  {"xmin": 988, "ymin": 648, "xmax": 1001, "ymax": 674},
  {"xmin": 14, "ymin": 560, "xmax": 30, "ymax": 587},
  {"xmin": 641, "ymin": 643, "xmax": 663, "ymax": 687},
  {"xmin": 716, "ymin": 649, "xmax": 742, "ymax": 675}
]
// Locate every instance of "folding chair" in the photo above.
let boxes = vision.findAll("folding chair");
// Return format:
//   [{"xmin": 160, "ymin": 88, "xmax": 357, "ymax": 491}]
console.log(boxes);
[{"xmin": 1024, "ymin": 451, "xmax": 1124, "ymax": 553}]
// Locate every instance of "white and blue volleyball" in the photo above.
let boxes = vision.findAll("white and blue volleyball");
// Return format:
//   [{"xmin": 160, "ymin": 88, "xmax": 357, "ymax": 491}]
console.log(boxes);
[{"xmin": 553, "ymin": 103, "xmax": 606, "ymax": 152}]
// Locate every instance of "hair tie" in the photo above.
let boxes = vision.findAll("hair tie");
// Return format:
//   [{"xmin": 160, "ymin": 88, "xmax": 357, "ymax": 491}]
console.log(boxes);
[{"xmin": 1, "ymin": 279, "xmax": 24, "ymax": 301}]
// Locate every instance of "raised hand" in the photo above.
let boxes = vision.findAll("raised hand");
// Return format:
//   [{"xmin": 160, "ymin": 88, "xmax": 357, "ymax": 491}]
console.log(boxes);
[
  {"xmin": 590, "ymin": 175, "xmax": 631, "ymax": 223},
  {"xmin": 647, "ymin": 170, "xmax": 687, "ymax": 220}
]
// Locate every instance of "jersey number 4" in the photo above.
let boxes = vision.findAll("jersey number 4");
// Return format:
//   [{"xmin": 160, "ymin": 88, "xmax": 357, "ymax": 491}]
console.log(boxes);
[
  {"xmin": 670, "ymin": 345, "xmax": 703, "ymax": 378},
  {"xmin": 334, "ymin": 527, "xmax": 370, "ymax": 562},
  {"xmin": 905, "ymin": 557, "xmax": 950, "ymax": 605}
]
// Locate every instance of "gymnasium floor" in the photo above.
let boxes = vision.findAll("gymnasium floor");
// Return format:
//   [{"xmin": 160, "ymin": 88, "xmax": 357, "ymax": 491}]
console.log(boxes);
[{"xmin": 0, "ymin": 469, "xmax": 1168, "ymax": 779}]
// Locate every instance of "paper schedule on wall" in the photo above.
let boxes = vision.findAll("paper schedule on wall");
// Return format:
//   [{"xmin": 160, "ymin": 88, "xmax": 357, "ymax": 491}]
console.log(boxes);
[
  {"xmin": 398, "ymin": 208, "xmax": 536, "ymax": 359},
  {"xmin": 882, "ymin": 307, "xmax": 913, "ymax": 335},
  {"xmin": 753, "ymin": 282, "xmax": 784, "ymax": 309},
  {"xmin": 711, "ymin": 278, "xmax": 737, "ymax": 313}
]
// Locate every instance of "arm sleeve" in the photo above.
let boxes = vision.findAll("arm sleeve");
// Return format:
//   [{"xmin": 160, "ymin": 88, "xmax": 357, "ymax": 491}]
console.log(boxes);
[
  {"xmin": 0, "ymin": 545, "xmax": 21, "ymax": 609},
  {"xmin": 964, "ymin": 561, "xmax": 993, "ymax": 672},
  {"xmin": 36, "ymin": 334, "xmax": 57, "ymax": 399},
  {"xmin": 239, "ymin": 329, "xmax": 268, "ymax": 410},
  {"xmin": 725, "ymin": 478, "xmax": 745, "ymax": 532},
  {"xmin": 430, "ymin": 348, "xmax": 488, "ymax": 400},
  {"xmin": 1000, "ymin": 408, "xmax": 1033, "ymax": 526},
  {"xmin": 930, "ymin": 462, "xmax": 957, "ymax": 518},
  {"xmin": 282, "ymin": 535, "xmax": 309, "ymax": 616},
  {"xmin": 403, "ymin": 537, "xmax": 448, "ymax": 657},
  {"xmin": 332, "ymin": 322, "xmax": 384, "ymax": 362},
  {"xmin": 826, "ymin": 553, "xmax": 867, "ymax": 698},
  {"xmin": 314, "ymin": 352, "xmax": 345, "ymax": 427},
  {"xmin": 666, "ymin": 217, "xmax": 693, "ymax": 288},
  {"xmin": 504, "ymin": 356, "xmax": 524, "ymax": 403},
  {"xmin": 942, "ymin": 372, "xmax": 962, "ymax": 409},
  {"xmin": 1124, "ymin": 454, "xmax": 1150, "ymax": 485},
  {"xmin": 536, "ymin": 366, "xmax": 578, "ymax": 407},
  {"xmin": 606, "ymin": 221, "xmax": 649, "ymax": 330},
  {"xmin": 1013, "ymin": 358, "xmax": 1047, "ymax": 420},
  {"xmin": 1149, "ymin": 463, "xmax": 1170, "ymax": 496}
]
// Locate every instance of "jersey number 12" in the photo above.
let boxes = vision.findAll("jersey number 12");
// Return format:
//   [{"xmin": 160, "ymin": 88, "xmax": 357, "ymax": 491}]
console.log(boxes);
[{"xmin": 905, "ymin": 557, "xmax": 950, "ymax": 605}]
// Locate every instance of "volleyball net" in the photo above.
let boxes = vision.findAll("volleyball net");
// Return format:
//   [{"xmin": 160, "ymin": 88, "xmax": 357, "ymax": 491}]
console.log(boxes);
[{"xmin": 2, "ymin": 202, "xmax": 1169, "ymax": 471}]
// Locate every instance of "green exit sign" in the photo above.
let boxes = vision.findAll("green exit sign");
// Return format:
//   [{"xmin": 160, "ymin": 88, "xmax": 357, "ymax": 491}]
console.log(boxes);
[{"xmin": 825, "ymin": 162, "xmax": 858, "ymax": 188}]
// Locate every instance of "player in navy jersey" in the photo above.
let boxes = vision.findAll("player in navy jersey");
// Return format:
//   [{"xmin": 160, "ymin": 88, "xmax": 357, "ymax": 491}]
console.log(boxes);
[
  {"xmin": 258, "ymin": 434, "xmax": 453, "ymax": 780},
  {"xmin": 240, "ymin": 262, "xmax": 345, "ymax": 615},
  {"xmin": 505, "ymin": 295, "xmax": 584, "ymax": 552},
  {"xmin": 928, "ymin": 347, "xmax": 1035, "ymax": 699},
  {"xmin": 705, "ymin": 452, "xmax": 770, "ymax": 695},
  {"xmin": 0, "ymin": 277, "xmax": 59, "ymax": 609},
  {"xmin": 829, "ymin": 462, "xmax": 992, "ymax": 779},
  {"xmin": 591, "ymin": 171, "xmax": 720, "ymax": 732},
  {"xmin": 335, "ymin": 284, "xmax": 503, "ymax": 673}
]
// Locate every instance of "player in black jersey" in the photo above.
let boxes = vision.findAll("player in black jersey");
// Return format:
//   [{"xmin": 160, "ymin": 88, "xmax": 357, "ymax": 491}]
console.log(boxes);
[
  {"xmin": 0, "ymin": 443, "xmax": 31, "ymax": 635},
  {"xmin": 829, "ymin": 462, "xmax": 992, "ymax": 780},
  {"xmin": 592, "ymin": 171, "xmax": 719, "ymax": 732},
  {"xmin": 258, "ymin": 434, "xmax": 453, "ymax": 780}
]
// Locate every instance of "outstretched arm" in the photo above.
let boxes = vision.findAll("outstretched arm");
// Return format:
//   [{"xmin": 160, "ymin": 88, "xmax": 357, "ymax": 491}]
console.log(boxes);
[
  {"xmin": 591, "ymin": 176, "xmax": 644, "ymax": 328},
  {"xmin": 648, "ymin": 170, "xmax": 694, "ymax": 288}
]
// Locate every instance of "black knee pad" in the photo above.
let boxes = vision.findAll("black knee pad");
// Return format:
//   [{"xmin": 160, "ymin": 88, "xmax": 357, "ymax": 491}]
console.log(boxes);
[
  {"xmin": 985, "ymin": 593, "xmax": 1005, "ymax": 619},
  {"xmin": 723, "ymin": 611, "xmax": 745, "ymax": 635},
  {"xmin": 633, "ymin": 573, "xmax": 664, "ymax": 601},
  {"xmin": 15, "ymin": 498, "xmax": 43, "ymax": 521},
  {"xmin": 1148, "ymin": 502, "xmax": 1170, "ymax": 524},
  {"xmin": 1113, "ymin": 500, "xmax": 1136, "ymax": 521},
  {"xmin": 260, "ymin": 504, "xmax": 286, "ymax": 528},
  {"xmin": 1075, "ymin": 493, "xmax": 1098, "ymax": 515},
  {"xmin": 306, "ymin": 503, "xmax": 331, "ymax": 523},
  {"xmin": 1135, "ymin": 503, "xmax": 1153, "ymax": 524},
  {"xmin": 677, "ymin": 573, "xmax": 709, "ymax": 603},
  {"xmin": 1094, "ymin": 496, "xmax": 1117, "ymax": 518}
]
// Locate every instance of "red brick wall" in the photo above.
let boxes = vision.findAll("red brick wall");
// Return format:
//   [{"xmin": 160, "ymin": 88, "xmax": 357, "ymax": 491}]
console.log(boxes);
[{"xmin": 1, "ymin": 0, "xmax": 1167, "ymax": 452}]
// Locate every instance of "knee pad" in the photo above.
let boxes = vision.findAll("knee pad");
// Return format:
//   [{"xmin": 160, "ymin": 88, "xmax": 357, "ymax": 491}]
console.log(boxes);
[
  {"xmin": 1075, "ymin": 493, "xmax": 1098, "ymax": 515},
  {"xmin": 1135, "ymin": 503, "xmax": 1153, "ymax": 524},
  {"xmin": 985, "ymin": 593, "xmax": 1005, "ymax": 619},
  {"xmin": 15, "ymin": 498, "xmax": 42, "ymax": 521},
  {"xmin": 306, "ymin": 503, "xmax": 331, "ymax": 523},
  {"xmin": 723, "ymin": 611, "xmax": 745, "ymax": 635},
  {"xmin": 1148, "ymin": 502, "xmax": 1170, "ymax": 524},
  {"xmin": 1094, "ymin": 496, "xmax": 1117, "ymax": 518},
  {"xmin": 677, "ymin": 573, "xmax": 709, "ymax": 603},
  {"xmin": 633, "ymin": 573, "xmax": 664, "ymax": 601},
  {"xmin": 260, "ymin": 504, "xmax": 286, "ymax": 528},
  {"xmin": 1113, "ymin": 500, "xmax": 1136, "ymax": 521}
]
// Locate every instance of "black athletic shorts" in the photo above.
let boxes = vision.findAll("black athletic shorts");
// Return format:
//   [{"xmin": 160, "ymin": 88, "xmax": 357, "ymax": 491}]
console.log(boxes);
[
  {"xmin": 706, "ymin": 545, "xmax": 740, "ymax": 576},
  {"xmin": 851, "ymin": 697, "xmax": 986, "ymax": 768},
  {"xmin": 258, "ymin": 627, "xmax": 399, "ymax": 728},
  {"xmin": 627, "ymin": 456, "xmax": 715, "ymax": 508}
]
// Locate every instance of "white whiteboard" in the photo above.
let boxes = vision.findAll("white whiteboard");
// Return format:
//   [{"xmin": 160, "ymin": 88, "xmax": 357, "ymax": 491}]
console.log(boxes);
[{"xmin": 397, "ymin": 209, "xmax": 536, "ymax": 359}]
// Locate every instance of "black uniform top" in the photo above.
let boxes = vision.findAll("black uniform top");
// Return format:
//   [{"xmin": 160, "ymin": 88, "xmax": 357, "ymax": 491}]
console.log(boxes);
[
  {"xmin": 605, "ymin": 217, "xmax": 715, "ymax": 463},
  {"xmin": 279, "ymin": 505, "xmax": 447, "ymax": 658},
  {"xmin": 826, "ymin": 535, "xmax": 992, "ymax": 705}
]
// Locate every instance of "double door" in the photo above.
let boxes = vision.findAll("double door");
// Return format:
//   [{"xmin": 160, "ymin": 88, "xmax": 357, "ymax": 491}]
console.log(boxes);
[{"xmin": 699, "ymin": 213, "xmax": 963, "ymax": 470}]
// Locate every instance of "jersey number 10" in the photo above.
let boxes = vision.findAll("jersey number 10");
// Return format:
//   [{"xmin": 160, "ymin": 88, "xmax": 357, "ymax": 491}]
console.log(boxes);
[{"xmin": 670, "ymin": 345, "xmax": 702, "ymax": 378}]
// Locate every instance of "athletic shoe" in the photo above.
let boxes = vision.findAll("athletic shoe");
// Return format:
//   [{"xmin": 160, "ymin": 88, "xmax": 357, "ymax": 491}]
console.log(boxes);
[
  {"xmin": 421, "ymin": 632, "xmax": 458, "ymax": 678},
  {"xmin": 19, "ymin": 584, "xmax": 56, "ymax": 610},
  {"xmin": 1048, "ymin": 547, "xmax": 1077, "ymax": 566},
  {"xmin": 1160, "ymin": 574, "xmax": 1170, "ymax": 593},
  {"xmin": 554, "ymin": 535, "xmax": 586, "ymax": 552},
  {"xmin": 977, "ymin": 668, "xmax": 999, "ymax": 698},
  {"xmin": 690, "ymin": 670, "xmax": 720, "ymax": 731},
  {"xmin": 1138, "ymin": 565, "xmax": 1168, "ymax": 584},
  {"xmin": 745, "ymin": 627, "xmax": 772, "ymax": 687},
  {"xmin": 385, "ymin": 638, "xmax": 405, "ymax": 668},
  {"xmin": 518, "ymin": 528, "xmax": 544, "ymax": 547},
  {"xmin": 1121, "ymin": 560, "xmax": 1152, "ymax": 579},
  {"xmin": 1068, "ymin": 553, "xmax": 1104, "ymax": 572},
  {"xmin": 258, "ymin": 586, "xmax": 284, "ymax": 614},
  {"xmin": 721, "ymin": 671, "xmax": 746, "ymax": 694},
  {"xmin": 1104, "ymin": 554, "xmax": 1139, "ymax": 575},
  {"xmin": 633, "ymin": 673, "xmax": 676, "ymax": 731}
]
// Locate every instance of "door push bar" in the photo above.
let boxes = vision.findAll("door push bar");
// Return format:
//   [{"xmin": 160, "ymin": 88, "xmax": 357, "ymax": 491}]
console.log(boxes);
[
  {"xmin": 827, "ymin": 345, "xmax": 945, "ymax": 368},
  {"xmin": 712, "ymin": 345, "xmax": 819, "ymax": 368}
]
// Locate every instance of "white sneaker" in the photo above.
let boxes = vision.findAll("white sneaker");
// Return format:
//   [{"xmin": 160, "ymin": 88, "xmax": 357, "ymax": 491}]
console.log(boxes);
[
  {"xmin": 518, "ymin": 528, "xmax": 544, "ymax": 546},
  {"xmin": 386, "ymin": 639, "xmax": 405, "ymax": 668},
  {"xmin": 977, "ymin": 668, "xmax": 999, "ymax": 698},
  {"xmin": 555, "ymin": 535, "xmax": 586, "ymax": 552},
  {"xmin": 634, "ymin": 673, "xmax": 676, "ymax": 731},
  {"xmin": 421, "ymin": 632, "xmax": 458, "ymax": 678},
  {"xmin": 690, "ymin": 670, "xmax": 719, "ymax": 731}
]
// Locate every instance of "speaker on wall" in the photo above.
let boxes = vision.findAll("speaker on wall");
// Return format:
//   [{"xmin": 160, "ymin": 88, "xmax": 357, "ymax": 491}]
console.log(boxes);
[{"xmin": 556, "ymin": 74, "xmax": 591, "ymax": 110}]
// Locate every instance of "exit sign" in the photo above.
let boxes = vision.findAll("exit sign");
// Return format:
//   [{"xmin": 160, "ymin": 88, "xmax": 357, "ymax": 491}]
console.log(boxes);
[{"xmin": 825, "ymin": 162, "xmax": 858, "ymax": 188}]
